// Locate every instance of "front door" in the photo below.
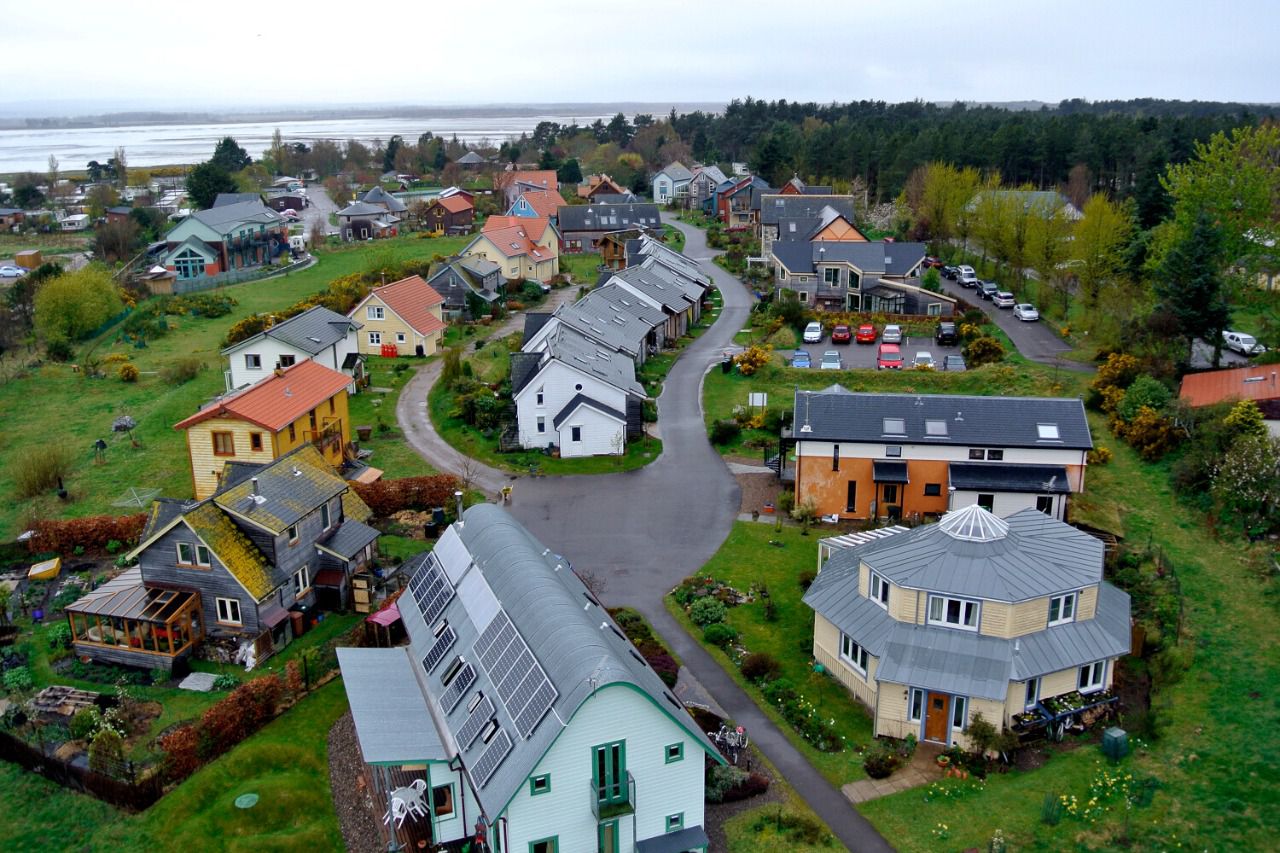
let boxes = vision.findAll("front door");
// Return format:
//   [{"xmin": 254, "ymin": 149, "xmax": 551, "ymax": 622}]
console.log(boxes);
[
  {"xmin": 924, "ymin": 692, "xmax": 950, "ymax": 743},
  {"xmin": 598, "ymin": 820, "xmax": 619, "ymax": 853}
]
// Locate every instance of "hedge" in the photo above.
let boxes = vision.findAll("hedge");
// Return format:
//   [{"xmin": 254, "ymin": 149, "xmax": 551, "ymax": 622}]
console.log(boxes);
[
  {"xmin": 27, "ymin": 513, "xmax": 147, "ymax": 555},
  {"xmin": 350, "ymin": 474, "xmax": 461, "ymax": 517}
]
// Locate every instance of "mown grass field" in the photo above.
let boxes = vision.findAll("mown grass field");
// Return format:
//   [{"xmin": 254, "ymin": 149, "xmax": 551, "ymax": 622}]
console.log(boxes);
[{"xmin": 0, "ymin": 235, "xmax": 466, "ymax": 538}]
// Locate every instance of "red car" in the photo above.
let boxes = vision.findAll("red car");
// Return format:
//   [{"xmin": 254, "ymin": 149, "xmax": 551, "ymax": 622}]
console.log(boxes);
[
  {"xmin": 855, "ymin": 323, "xmax": 877, "ymax": 344},
  {"xmin": 830, "ymin": 324, "xmax": 852, "ymax": 344},
  {"xmin": 877, "ymin": 343, "xmax": 903, "ymax": 370},
  {"xmin": 922, "ymin": 256, "xmax": 944, "ymax": 268}
]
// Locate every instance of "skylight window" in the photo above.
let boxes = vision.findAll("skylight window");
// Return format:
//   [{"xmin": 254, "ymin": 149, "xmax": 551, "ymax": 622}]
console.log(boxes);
[
  {"xmin": 925, "ymin": 419, "xmax": 948, "ymax": 436},
  {"xmin": 1037, "ymin": 423, "xmax": 1060, "ymax": 440},
  {"xmin": 883, "ymin": 418, "xmax": 906, "ymax": 435}
]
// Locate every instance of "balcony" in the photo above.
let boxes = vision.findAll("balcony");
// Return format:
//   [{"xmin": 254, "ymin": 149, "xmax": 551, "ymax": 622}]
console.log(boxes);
[{"xmin": 589, "ymin": 771, "xmax": 634, "ymax": 820}]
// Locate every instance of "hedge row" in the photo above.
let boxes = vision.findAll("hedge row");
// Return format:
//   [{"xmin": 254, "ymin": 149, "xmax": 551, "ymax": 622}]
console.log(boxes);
[
  {"xmin": 158, "ymin": 673, "xmax": 285, "ymax": 783},
  {"xmin": 27, "ymin": 514, "xmax": 147, "ymax": 555},
  {"xmin": 350, "ymin": 474, "xmax": 461, "ymax": 517}
]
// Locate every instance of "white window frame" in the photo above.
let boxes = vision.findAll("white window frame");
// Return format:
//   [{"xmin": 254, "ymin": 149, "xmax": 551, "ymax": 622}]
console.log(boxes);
[
  {"xmin": 176, "ymin": 542, "xmax": 194, "ymax": 565},
  {"xmin": 797, "ymin": 291, "xmax": 808, "ymax": 302},
  {"xmin": 286, "ymin": 525, "xmax": 298, "ymax": 544},
  {"xmin": 951, "ymin": 696, "xmax": 968, "ymax": 733},
  {"xmin": 927, "ymin": 595, "xmax": 980, "ymax": 631},
  {"xmin": 869, "ymin": 572, "xmax": 889, "ymax": 609},
  {"xmin": 320, "ymin": 502, "xmax": 331, "ymax": 530},
  {"xmin": 195, "ymin": 544, "xmax": 211, "ymax": 567},
  {"xmin": 535, "ymin": 388, "xmax": 544, "ymax": 406},
  {"xmin": 293, "ymin": 565, "xmax": 311, "ymax": 596},
  {"xmin": 396, "ymin": 332, "xmax": 406, "ymax": 344},
  {"xmin": 1078, "ymin": 660, "xmax": 1106, "ymax": 693},
  {"xmin": 368, "ymin": 331, "xmax": 382, "ymax": 346},
  {"xmin": 839, "ymin": 632, "xmax": 869, "ymax": 676},
  {"xmin": 536, "ymin": 416, "xmax": 546, "ymax": 434},
  {"xmin": 216, "ymin": 597, "xmax": 242, "ymax": 625},
  {"xmin": 367, "ymin": 305, "xmax": 384, "ymax": 320},
  {"xmin": 1048, "ymin": 592, "xmax": 1077, "ymax": 626},
  {"xmin": 245, "ymin": 353, "xmax": 262, "ymax": 370},
  {"xmin": 927, "ymin": 302, "xmax": 942, "ymax": 316},
  {"xmin": 908, "ymin": 687, "xmax": 924, "ymax": 722},
  {"xmin": 1024, "ymin": 677, "xmax": 1040, "ymax": 709}
]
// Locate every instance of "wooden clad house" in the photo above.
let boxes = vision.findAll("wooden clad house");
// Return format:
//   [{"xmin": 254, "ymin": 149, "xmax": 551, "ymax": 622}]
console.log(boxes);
[
  {"xmin": 423, "ymin": 194, "xmax": 474, "ymax": 234},
  {"xmin": 347, "ymin": 274, "xmax": 447, "ymax": 357}
]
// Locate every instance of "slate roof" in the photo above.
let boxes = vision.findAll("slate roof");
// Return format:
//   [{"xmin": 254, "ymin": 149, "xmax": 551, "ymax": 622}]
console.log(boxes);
[
  {"xmin": 214, "ymin": 445, "xmax": 349, "ymax": 534},
  {"xmin": 948, "ymin": 462, "xmax": 1072, "ymax": 494},
  {"xmin": 542, "ymin": 325, "xmax": 644, "ymax": 396},
  {"xmin": 360, "ymin": 274, "xmax": 446, "ymax": 337},
  {"xmin": 546, "ymin": 283, "xmax": 664, "ymax": 355},
  {"xmin": 213, "ymin": 192, "xmax": 262, "ymax": 207},
  {"xmin": 557, "ymin": 203, "xmax": 661, "ymax": 233},
  {"xmin": 142, "ymin": 498, "xmax": 191, "ymax": 540},
  {"xmin": 363, "ymin": 185, "xmax": 408, "ymax": 212},
  {"xmin": 183, "ymin": 502, "xmax": 273, "ymax": 599},
  {"xmin": 223, "ymin": 305, "xmax": 358, "ymax": 356},
  {"xmin": 319, "ymin": 518, "xmax": 380, "ymax": 559},
  {"xmin": 792, "ymin": 387, "xmax": 1093, "ymax": 450},
  {"xmin": 607, "ymin": 267, "xmax": 696, "ymax": 313},
  {"xmin": 658, "ymin": 161, "xmax": 693, "ymax": 182},
  {"xmin": 509, "ymin": 350, "xmax": 544, "ymax": 395},
  {"xmin": 188, "ymin": 200, "xmax": 282, "ymax": 233},
  {"xmin": 637, "ymin": 259, "xmax": 705, "ymax": 304},
  {"xmin": 590, "ymin": 192, "xmax": 639, "ymax": 204},
  {"xmin": 456, "ymin": 151, "xmax": 486, "ymax": 165},
  {"xmin": 343, "ymin": 490, "xmax": 374, "ymax": 523},
  {"xmin": 553, "ymin": 393, "xmax": 626, "ymax": 428},
  {"xmin": 370, "ymin": 505, "xmax": 719, "ymax": 821},
  {"xmin": 773, "ymin": 239, "xmax": 926, "ymax": 278},
  {"xmin": 174, "ymin": 360, "xmax": 352, "ymax": 432},
  {"xmin": 693, "ymin": 165, "xmax": 728, "ymax": 185},
  {"xmin": 521, "ymin": 312, "xmax": 555, "ymax": 345},
  {"xmin": 760, "ymin": 194, "xmax": 856, "ymax": 227},
  {"xmin": 337, "ymin": 200, "xmax": 391, "ymax": 218}
]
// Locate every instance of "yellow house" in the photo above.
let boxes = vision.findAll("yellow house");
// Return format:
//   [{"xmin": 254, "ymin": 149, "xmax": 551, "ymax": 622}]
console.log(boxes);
[
  {"xmin": 175, "ymin": 360, "xmax": 353, "ymax": 499},
  {"xmin": 348, "ymin": 274, "xmax": 447, "ymax": 357},
  {"xmin": 463, "ymin": 215, "xmax": 560, "ymax": 282},
  {"xmin": 804, "ymin": 505, "xmax": 1130, "ymax": 750}
]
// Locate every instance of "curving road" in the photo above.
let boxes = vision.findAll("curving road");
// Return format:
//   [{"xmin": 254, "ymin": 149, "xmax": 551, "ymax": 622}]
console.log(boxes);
[{"xmin": 398, "ymin": 218, "xmax": 893, "ymax": 852}]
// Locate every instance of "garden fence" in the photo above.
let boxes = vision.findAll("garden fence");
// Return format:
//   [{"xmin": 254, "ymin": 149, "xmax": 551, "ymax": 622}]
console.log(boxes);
[
  {"xmin": 0, "ymin": 728, "xmax": 163, "ymax": 811},
  {"xmin": 171, "ymin": 257, "xmax": 311, "ymax": 294}
]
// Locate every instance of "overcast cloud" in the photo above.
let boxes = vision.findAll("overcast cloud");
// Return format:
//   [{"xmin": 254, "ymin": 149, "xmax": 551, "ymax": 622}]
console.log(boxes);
[{"xmin": 3, "ymin": 0, "xmax": 1276, "ymax": 113}]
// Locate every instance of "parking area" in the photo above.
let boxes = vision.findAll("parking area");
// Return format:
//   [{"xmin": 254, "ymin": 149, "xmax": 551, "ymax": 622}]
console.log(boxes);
[{"xmin": 787, "ymin": 333, "xmax": 964, "ymax": 371}]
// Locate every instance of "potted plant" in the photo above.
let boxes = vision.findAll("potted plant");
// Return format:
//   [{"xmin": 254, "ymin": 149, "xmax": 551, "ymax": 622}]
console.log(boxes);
[{"xmin": 936, "ymin": 754, "xmax": 951, "ymax": 769}]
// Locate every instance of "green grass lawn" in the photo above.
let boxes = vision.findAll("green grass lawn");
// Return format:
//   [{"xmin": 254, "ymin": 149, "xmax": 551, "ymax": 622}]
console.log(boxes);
[
  {"xmin": 667, "ymin": 522, "xmax": 874, "ymax": 787},
  {"xmin": 559, "ymin": 251, "xmax": 604, "ymax": 285},
  {"xmin": 0, "ymin": 231, "xmax": 92, "ymax": 258},
  {"xmin": 0, "ymin": 234, "xmax": 466, "ymax": 538},
  {"xmin": 663, "ymin": 224, "xmax": 686, "ymax": 253},
  {"xmin": 346, "ymin": 357, "xmax": 437, "ymax": 479}
]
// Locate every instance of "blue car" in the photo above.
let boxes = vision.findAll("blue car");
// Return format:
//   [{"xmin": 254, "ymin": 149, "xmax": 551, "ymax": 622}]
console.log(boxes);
[{"xmin": 791, "ymin": 349, "xmax": 811, "ymax": 368}]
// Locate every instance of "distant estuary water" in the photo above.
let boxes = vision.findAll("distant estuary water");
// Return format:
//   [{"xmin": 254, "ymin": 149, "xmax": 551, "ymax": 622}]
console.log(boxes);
[{"xmin": 0, "ymin": 112, "xmax": 619, "ymax": 173}]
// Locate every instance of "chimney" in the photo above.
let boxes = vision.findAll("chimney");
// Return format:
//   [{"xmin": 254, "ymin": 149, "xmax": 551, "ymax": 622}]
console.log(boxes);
[
  {"xmin": 251, "ymin": 477, "xmax": 259, "ymax": 495},
  {"xmin": 454, "ymin": 490, "xmax": 465, "ymax": 526}
]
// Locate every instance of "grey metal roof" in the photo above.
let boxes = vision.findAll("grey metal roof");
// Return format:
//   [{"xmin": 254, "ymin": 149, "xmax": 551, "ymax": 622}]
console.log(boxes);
[
  {"xmin": 557, "ymin": 203, "xmax": 661, "ymax": 233},
  {"xmin": 658, "ymin": 161, "xmax": 693, "ymax": 182},
  {"xmin": 389, "ymin": 506, "xmax": 719, "ymax": 821},
  {"xmin": 774, "ymin": 239, "xmax": 927, "ymax": 278},
  {"xmin": 337, "ymin": 646, "xmax": 447, "ymax": 765},
  {"xmin": 521, "ymin": 313, "xmax": 554, "ymax": 346},
  {"xmin": 189, "ymin": 200, "xmax": 282, "ymax": 230},
  {"xmin": 760, "ymin": 194, "xmax": 855, "ymax": 226},
  {"xmin": 550, "ymin": 283, "xmax": 665, "ymax": 355},
  {"xmin": 876, "ymin": 622, "xmax": 1014, "ymax": 700},
  {"xmin": 213, "ymin": 192, "xmax": 263, "ymax": 207},
  {"xmin": 608, "ymin": 267, "xmax": 695, "ymax": 313},
  {"xmin": 543, "ymin": 325, "xmax": 645, "ymax": 396},
  {"xmin": 589, "ymin": 192, "xmax": 638, "ymax": 204},
  {"xmin": 637, "ymin": 826, "xmax": 710, "ymax": 853},
  {"xmin": 457, "ymin": 151, "xmax": 486, "ymax": 164},
  {"xmin": 1012, "ymin": 582, "xmax": 1131, "ymax": 679},
  {"xmin": 319, "ymin": 518, "xmax": 380, "ymax": 559},
  {"xmin": 793, "ymin": 388, "xmax": 1094, "ymax": 450},
  {"xmin": 873, "ymin": 460, "xmax": 909, "ymax": 483},
  {"xmin": 553, "ymin": 392, "xmax": 626, "ymax": 428},
  {"xmin": 337, "ymin": 200, "xmax": 389, "ymax": 217},
  {"xmin": 222, "ymin": 305, "xmax": 358, "ymax": 356},
  {"xmin": 631, "ymin": 237, "xmax": 709, "ymax": 285},
  {"xmin": 459, "ymin": 256, "xmax": 501, "ymax": 278},
  {"xmin": 804, "ymin": 569, "xmax": 898, "ymax": 657},
  {"xmin": 636, "ymin": 258, "xmax": 705, "ymax": 304},
  {"xmin": 363, "ymin": 185, "xmax": 408, "ymax": 212},
  {"xmin": 948, "ymin": 463, "xmax": 1071, "ymax": 494}
]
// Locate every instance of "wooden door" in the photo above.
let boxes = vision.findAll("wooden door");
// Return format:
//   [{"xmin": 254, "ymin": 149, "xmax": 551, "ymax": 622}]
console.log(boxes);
[{"xmin": 925, "ymin": 692, "xmax": 950, "ymax": 743}]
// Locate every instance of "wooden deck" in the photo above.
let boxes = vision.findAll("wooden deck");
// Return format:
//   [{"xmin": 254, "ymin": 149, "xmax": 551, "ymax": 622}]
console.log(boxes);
[{"xmin": 362, "ymin": 764, "xmax": 474, "ymax": 852}]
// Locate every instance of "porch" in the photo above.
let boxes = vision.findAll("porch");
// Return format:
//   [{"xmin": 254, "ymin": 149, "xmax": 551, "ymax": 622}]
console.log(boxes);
[{"xmin": 65, "ymin": 569, "xmax": 203, "ymax": 671}]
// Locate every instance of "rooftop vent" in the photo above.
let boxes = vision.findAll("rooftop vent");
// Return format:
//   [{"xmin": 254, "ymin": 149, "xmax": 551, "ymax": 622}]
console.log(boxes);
[{"xmin": 938, "ymin": 504, "xmax": 1009, "ymax": 542}]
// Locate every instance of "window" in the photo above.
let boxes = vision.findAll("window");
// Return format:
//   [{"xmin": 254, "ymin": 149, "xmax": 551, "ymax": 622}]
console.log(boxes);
[
  {"xmin": 977, "ymin": 493, "xmax": 995, "ymax": 511},
  {"xmin": 927, "ymin": 595, "xmax": 980, "ymax": 631},
  {"xmin": 278, "ymin": 354, "xmax": 296, "ymax": 368},
  {"xmin": 987, "ymin": 449, "xmax": 1004, "ymax": 461},
  {"xmin": 1048, "ymin": 592, "xmax": 1077, "ymax": 626},
  {"xmin": 1024, "ymin": 677, "xmax": 1040, "ymax": 709},
  {"xmin": 665, "ymin": 813, "xmax": 684, "ymax": 832},
  {"xmin": 250, "ymin": 432, "xmax": 263, "ymax": 452},
  {"xmin": 797, "ymin": 291, "xmax": 808, "ymax": 302},
  {"xmin": 396, "ymin": 332, "xmax": 406, "ymax": 344},
  {"xmin": 832, "ymin": 444, "xmax": 840, "ymax": 471},
  {"xmin": 845, "ymin": 481, "xmax": 857, "ymax": 513},
  {"xmin": 432, "ymin": 784, "xmax": 455, "ymax": 818},
  {"xmin": 535, "ymin": 388, "xmax": 544, "ymax": 406},
  {"xmin": 1078, "ymin": 661, "xmax": 1106, "ymax": 692},
  {"xmin": 869, "ymin": 572, "xmax": 889, "ymax": 608},
  {"xmin": 925, "ymin": 419, "xmax": 948, "ymax": 436},
  {"xmin": 823, "ymin": 267, "xmax": 839, "ymax": 285},
  {"xmin": 909, "ymin": 688, "xmax": 924, "ymax": 721},
  {"xmin": 286, "ymin": 525, "xmax": 298, "ymax": 544},
  {"xmin": 882, "ymin": 417, "xmax": 906, "ymax": 435},
  {"xmin": 195, "ymin": 544, "xmax": 211, "ymax": 566},
  {"xmin": 216, "ymin": 597, "xmax": 242, "ymax": 625},
  {"xmin": 288, "ymin": 423, "xmax": 297, "ymax": 442},
  {"xmin": 661, "ymin": 742, "xmax": 685, "ymax": 764},
  {"xmin": 367, "ymin": 306, "xmax": 384, "ymax": 320},
  {"xmin": 536, "ymin": 416, "xmax": 546, "ymax": 434},
  {"xmin": 927, "ymin": 302, "xmax": 943, "ymax": 316},
  {"xmin": 320, "ymin": 503, "xmax": 331, "ymax": 529},
  {"xmin": 245, "ymin": 353, "xmax": 262, "ymax": 370},
  {"xmin": 529, "ymin": 774, "xmax": 551, "ymax": 796},
  {"xmin": 1036, "ymin": 495, "xmax": 1054, "ymax": 515},
  {"xmin": 176, "ymin": 542, "xmax": 194, "ymax": 564},
  {"xmin": 951, "ymin": 696, "xmax": 968, "ymax": 732},
  {"xmin": 529, "ymin": 838, "xmax": 558, "ymax": 853},
  {"xmin": 969, "ymin": 448, "xmax": 985, "ymax": 460},
  {"xmin": 293, "ymin": 565, "xmax": 311, "ymax": 596},
  {"xmin": 571, "ymin": 426, "xmax": 582, "ymax": 442},
  {"xmin": 885, "ymin": 445, "xmax": 902, "ymax": 457},
  {"xmin": 840, "ymin": 633, "xmax": 869, "ymax": 675},
  {"xmin": 368, "ymin": 331, "xmax": 382, "ymax": 346},
  {"xmin": 212, "ymin": 431, "xmax": 235, "ymax": 457},
  {"xmin": 882, "ymin": 484, "xmax": 898, "ymax": 505},
  {"xmin": 1037, "ymin": 423, "xmax": 1060, "ymax": 440},
  {"xmin": 593, "ymin": 740, "xmax": 627, "ymax": 805}
]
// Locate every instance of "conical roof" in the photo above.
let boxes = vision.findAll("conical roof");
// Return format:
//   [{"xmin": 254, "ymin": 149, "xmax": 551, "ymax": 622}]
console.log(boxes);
[{"xmin": 938, "ymin": 503, "xmax": 1009, "ymax": 542}]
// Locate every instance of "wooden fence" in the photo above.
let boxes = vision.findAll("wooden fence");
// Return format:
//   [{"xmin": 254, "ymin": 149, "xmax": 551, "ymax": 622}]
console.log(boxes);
[{"xmin": 0, "ymin": 728, "xmax": 164, "ymax": 811}]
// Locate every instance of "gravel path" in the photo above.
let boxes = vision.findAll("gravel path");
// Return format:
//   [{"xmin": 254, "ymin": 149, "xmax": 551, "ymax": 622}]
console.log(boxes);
[{"xmin": 328, "ymin": 712, "xmax": 384, "ymax": 853}]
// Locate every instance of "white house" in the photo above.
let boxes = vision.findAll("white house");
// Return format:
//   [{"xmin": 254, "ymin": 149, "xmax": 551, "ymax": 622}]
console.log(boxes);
[
  {"xmin": 221, "ymin": 305, "xmax": 362, "ymax": 393},
  {"xmin": 338, "ymin": 505, "xmax": 720, "ymax": 853},
  {"xmin": 651, "ymin": 162, "xmax": 693, "ymax": 204},
  {"xmin": 60, "ymin": 213, "xmax": 90, "ymax": 231},
  {"xmin": 511, "ymin": 325, "xmax": 645, "ymax": 456}
]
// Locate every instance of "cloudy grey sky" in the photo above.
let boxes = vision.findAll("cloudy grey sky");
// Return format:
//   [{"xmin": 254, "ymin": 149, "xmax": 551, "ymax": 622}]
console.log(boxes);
[{"xmin": 4, "ymin": 0, "xmax": 1276, "ymax": 113}]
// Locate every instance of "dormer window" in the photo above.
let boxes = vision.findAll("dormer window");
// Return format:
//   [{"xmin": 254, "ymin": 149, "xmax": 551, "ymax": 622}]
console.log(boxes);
[
  {"xmin": 1048, "ymin": 592, "xmax": 1077, "ymax": 626},
  {"xmin": 927, "ymin": 595, "xmax": 979, "ymax": 631},
  {"xmin": 869, "ymin": 572, "xmax": 889, "ymax": 609}
]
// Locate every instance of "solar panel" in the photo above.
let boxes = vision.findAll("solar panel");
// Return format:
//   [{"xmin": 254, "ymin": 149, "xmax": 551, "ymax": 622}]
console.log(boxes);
[
  {"xmin": 457, "ymin": 695, "xmax": 495, "ymax": 750},
  {"xmin": 409, "ymin": 555, "xmax": 454, "ymax": 625},
  {"xmin": 514, "ymin": 680, "xmax": 557, "ymax": 736},
  {"xmin": 441, "ymin": 664, "xmax": 476, "ymax": 713},
  {"xmin": 473, "ymin": 611, "xmax": 559, "ymax": 739},
  {"xmin": 472, "ymin": 729, "xmax": 513, "ymax": 788},
  {"xmin": 420, "ymin": 626, "xmax": 457, "ymax": 673}
]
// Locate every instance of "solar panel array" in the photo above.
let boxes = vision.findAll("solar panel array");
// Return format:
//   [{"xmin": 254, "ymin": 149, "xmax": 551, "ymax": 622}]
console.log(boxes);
[
  {"xmin": 457, "ymin": 695, "xmax": 495, "ymax": 749},
  {"xmin": 474, "ymin": 611, "xmax": 558, "ymax": 738},
  {"xmin": 441, "ymin": 664, "xmax": 476, "ymax": 713},
  {"xmin": 472, "ymin": 729, "xmax": 513, "ymax": 788},
  {"xmin": 420, "ymin": 625, "xmax": 457, "ymax": 673},
  {"xmin": 408, "ymin": 555, "xmax": 453, "ymax": 625}
]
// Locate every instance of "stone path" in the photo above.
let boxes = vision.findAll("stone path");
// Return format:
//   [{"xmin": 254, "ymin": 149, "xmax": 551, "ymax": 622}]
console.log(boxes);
[{"xmin": 842, "ymin": 743, "xmax": 944, "ymax": 804}]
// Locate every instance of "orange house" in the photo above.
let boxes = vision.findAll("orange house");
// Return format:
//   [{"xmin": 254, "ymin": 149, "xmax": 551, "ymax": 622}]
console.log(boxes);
[
  {"xmin": 175, "ymin": 360, "xmax": 353, "ymax": 499},
  {"xmin": 786, "ymin": 387, "xmax": 1092, "ymax": 522}
]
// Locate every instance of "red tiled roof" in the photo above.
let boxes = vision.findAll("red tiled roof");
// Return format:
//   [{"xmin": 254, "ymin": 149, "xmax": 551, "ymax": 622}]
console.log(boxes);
[
  {"xmin": 479, "ymin": 216, "xmax": 554, "ymax": 260},
  {"xmin": 516, "ymin": 191, "xmax": 561, "ymax": 219},
  {"xmin": 366, "ymin": 274, "xmax": 446, "ymax": 336},
  {"xmin": 1179, "ymin": 364, "xmax": 1280, "ymax": 408},
  {"xmin": 508, "ymin": 170, "xmax": 558, "ymax": 192},
  {"xmin": 435, "ymin": 195, "xmax": 473, "ymax": 214},
  {"xmin": 174, "ymin": 360, "xmax": 351, "ymax": 432}
]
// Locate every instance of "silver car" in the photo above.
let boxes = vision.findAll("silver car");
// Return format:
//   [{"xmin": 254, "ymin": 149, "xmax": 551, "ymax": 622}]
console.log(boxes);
[
  {"xmin": 882, "ymin": 324, "xmax": 903, "ymax": 344},
  {"xmin": 912, "ymin": 351, "xmax": 936, "ymax": 369},
  {"xmin": 820, "ymin": 350, "xmax": 842, "ymax": 370}
]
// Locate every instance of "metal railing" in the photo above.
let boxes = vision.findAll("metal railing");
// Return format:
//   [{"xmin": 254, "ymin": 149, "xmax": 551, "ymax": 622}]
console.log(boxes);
[{"xmin": 589, "ymin": 771, "xmax": 635, "ymax": 820}]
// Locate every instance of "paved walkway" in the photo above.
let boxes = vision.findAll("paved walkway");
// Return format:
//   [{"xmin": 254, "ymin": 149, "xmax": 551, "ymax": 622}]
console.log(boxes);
[{"xmin": 842, "ymin": 743, "xmax": 943, "ymax": 804}]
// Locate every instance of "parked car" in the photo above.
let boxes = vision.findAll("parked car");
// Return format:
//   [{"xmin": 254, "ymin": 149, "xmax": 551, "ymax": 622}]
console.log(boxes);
[
  {"xmin": 943, "ymin": 354, "xmax": 967, "ymax": 371},
  {"xmin": 855, "ymin": 323, "xmax": 877, "ymax": 344},
  {"xmin": 802, "ymin": 321, "xmax": 823, "ymax": 344},
  {"xmin": 941, "ymin": 265, "xmax": 959, "ymax": 280},
  {"xmin": 882, "ymin": 324, "xmax": 903, "ymax": 343},
  {"xmin": 0, "ymin": 264, "xmax": 25, "ymax": 278},
  {"xmin": 877, "ymin": 343, "xmax": 903, "ymax": 370},
  {"xmin": 831, "ymin": 324, "xmax": 852, "ymax": 344},
  {"xmin": 958, "ymin": 272, "xmax": 979, "ymax": 288},
  {"xmin": 957, "ymin": 265, "xmax": 975, "ymax": 277},
  {"xmin": 1013, "ymin": 303, "xmax": 1040, "ymax": 321},
  {"xmin": 922, "ymin": 256, "xmax": 943, "ymax": 269},
  {"xmin": 820, "ymin": 350, "xmax": 842, "ymax": 370},
  {"xmin": 791, "ymin": 349, "xmax": 812, "ymax": 368},
  {"xmin": 993, "ymin": 291, "xmax": 1016, "ymax": 308},
  {"xmin": 935, "ymin": 322, "xmax": 958, "ymax": 346},
  {"xmin": 912, "ymin": 351, "xmax": 936, "ymax": 370},
  {"xmin": 978, "ymin": 281, "xmax": 999, "ymax": 300},
  {"xmin": 1223, "ymin": 330, "xmax": 1267, "ymax": 356}
]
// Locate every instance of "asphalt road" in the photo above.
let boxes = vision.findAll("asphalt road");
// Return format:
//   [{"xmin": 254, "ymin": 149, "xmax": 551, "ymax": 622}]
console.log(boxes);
[{"xmin": 300, "ymin": 184, "xmax": 339, "ymax": 237}]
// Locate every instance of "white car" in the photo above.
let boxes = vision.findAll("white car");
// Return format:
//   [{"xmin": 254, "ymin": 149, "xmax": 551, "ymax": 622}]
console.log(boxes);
[
  {"xmin": 0, "ymin": 264, "xmax": 25, "ymax": 278},
  {"xmin": 802, "ymin": 321, "xmax": 823, "ymax": 344},
  {"xmin": 957, "ymin": 265, "xmax": 975, "ymax": 276},
  {"xmin": 993, "ymin": 291, "xmax": 1016, "ymax": 308},
  {"xmin": 881, "ymin": 324, "xmax": 903, "ymax": 343},
  {"xmin": 1013, "ymin": 304, "xmax": 1040, "ymax": 322},
  {"xmin": 912, "ymin": 351, "xmax": 936, "ymax": 369},
  {"xmin": 1223, "ymin": 330, "xmax": 1267, "ymax": 356},
  {"xmin": 820, "ymin": 350, "xmax": 842, "ymax": 370}
]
